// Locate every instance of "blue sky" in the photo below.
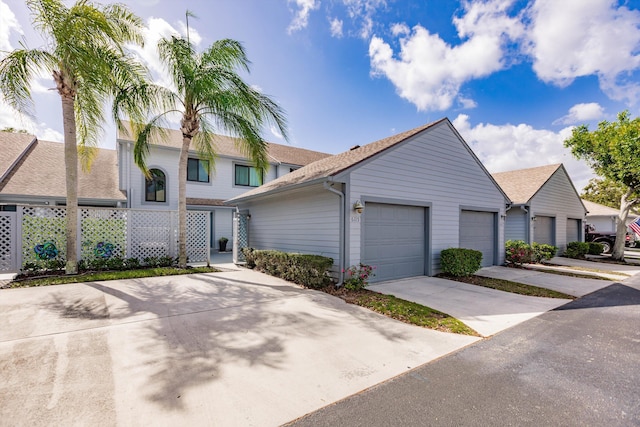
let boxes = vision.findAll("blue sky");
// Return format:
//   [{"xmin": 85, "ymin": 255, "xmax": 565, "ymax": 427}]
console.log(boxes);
[{"xmin": 1, "ymin": 0, "xmax": 640, "ymax": 191}]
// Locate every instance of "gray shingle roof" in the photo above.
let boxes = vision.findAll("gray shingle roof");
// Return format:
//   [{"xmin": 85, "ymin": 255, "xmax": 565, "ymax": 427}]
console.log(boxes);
[
  {"xmin": 117, "ymin": 121, "xmax": 330, "ymax": 166},
  {"xmin": 582, "ymin": 199, "xmax": 637, "ymax": 218},
  {"xmin": 491, "ymin": 163, "xmax": 563, "ymax": 205},
  {"xmin": 226, "ymin": 119, "xmax": 449, "ymax": 203},
  {"xmin": 0, "ymin": 132, "xmax": 37, "ymax": 181},
  {"xmin": 0, "ymin": 139, "xmax": 126, "ymax": 202}
]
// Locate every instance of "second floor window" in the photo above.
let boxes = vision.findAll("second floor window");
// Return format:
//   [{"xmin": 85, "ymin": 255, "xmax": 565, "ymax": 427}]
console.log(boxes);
[
  {"xmin": 187, "ymin": 158, "xmax": 209, "ymax": 183},
  {"xmin": 145, "ymin": 169, "xmax": 166, "ymax": 202},
  {"xmin": 235, "ymin": 164, "xmax": 263, "ymax": 187}
]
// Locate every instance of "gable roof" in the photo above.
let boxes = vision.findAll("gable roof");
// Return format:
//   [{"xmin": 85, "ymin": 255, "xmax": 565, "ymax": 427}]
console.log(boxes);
[
  {"xmin": 0, "ymin": 132, "xmax": 37, "ymax": 182},
  {"xmin": 0, "ymin": 139, "xmax": 126, "ymax": 202},
  {"xmin": 492, "ymin": 163, "xmax": 566, "ymax": 205},
  {"xmin": 582, "ymin": 199, "xmax": 637, "ymax": 219},
  {"xmin": 227, "ymin": 118, "xmax": 508, "ymax": 204},
  {"xmin": 117, "ymin": 122, "xmax": 330, "ymax": 167}
]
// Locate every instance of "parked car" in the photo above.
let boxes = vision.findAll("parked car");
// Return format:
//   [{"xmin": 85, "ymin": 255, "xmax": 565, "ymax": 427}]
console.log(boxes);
[{"xmin": 584, "ymin": 224, "xmax": 633, "ymax": 254}]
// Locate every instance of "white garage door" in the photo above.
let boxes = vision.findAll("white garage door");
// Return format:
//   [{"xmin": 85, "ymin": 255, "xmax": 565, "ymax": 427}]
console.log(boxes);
[
  {"xmin": 534, "ymin": 216, "xmax": 555, "ymax": 245},
  {"xmin": 363, "ymin": 203, "xmax": 426, "ymax": 283},
  {"xmin": 566, "ymin": 218, "xmax": 581, "ymax": 243},
  {"xmin": 459, "ymin": 210, "xmax": 496, "ymax": 267}
]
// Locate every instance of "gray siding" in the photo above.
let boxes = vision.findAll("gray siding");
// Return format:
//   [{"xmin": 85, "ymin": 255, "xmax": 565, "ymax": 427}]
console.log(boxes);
[
  {"xmin": 244, "ymin": 184, "xmax": 340, "ymax": 267},
  {"xmin": 505, "ymin": 208, "xmax": 527, "ymax": 242},
  {"xmin": 530, "ymin": 168, "xmax": 585, "ymax": 251},
  {"xmin": 347, "ymin": 121, "xmax": 506, "ymax": 274}
]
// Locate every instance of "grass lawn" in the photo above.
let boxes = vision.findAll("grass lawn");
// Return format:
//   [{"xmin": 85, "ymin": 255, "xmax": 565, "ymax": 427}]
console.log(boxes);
[
  {"xmin": 323, "ymin": 287, "xmax": 479, "ymax": 336},
  {"xmin": 439, "ymin": 274, "xmax": 575, "ymax": 300},
  {"xmin": 2, "ymin": 266, "xmax": 220, "ymax": 289}
]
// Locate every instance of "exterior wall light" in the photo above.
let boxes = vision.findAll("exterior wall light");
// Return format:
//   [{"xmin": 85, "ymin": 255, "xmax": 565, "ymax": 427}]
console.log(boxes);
[{"xmin": 353, "ymin": 200, "xmax": 364, "ymax": 214}]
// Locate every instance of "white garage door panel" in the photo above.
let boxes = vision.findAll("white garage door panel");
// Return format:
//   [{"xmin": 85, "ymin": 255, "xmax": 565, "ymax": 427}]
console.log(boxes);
[
  {"xmin": 566, "ymin": 218, "xmax": 580, "ymax": 243},
  {"xmin": 534, "ymin": 216, "xmax": 555, "ymax": 245},
  {"xmin": 459, "ymin": 210, "xmax": 495, "ymax": 267},
  {"xmin": 363, "ymin": 203, "xmax": 426, "ymax": 283}
]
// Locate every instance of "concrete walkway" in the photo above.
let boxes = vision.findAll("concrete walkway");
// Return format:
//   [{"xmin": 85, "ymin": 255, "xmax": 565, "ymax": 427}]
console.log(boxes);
[
  {"xmin": 368, "ymin": 277, "xmax": 572, "ymax": 337},
  {"xmin": 476, "ymin": 266, "xmax": 616, "ymax": 297},
  {"xmin": 0, "ymin": 268, "xmax": 478, "ymax": 427}
]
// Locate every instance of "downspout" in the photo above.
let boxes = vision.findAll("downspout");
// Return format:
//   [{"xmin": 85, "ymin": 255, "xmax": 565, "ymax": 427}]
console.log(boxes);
[{"xmin": 324, "ymin": 181, "xmax": 345, "ymax": 287}]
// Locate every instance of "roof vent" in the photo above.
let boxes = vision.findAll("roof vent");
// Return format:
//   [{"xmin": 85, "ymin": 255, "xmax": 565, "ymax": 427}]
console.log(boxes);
[{"xmin": 350, "ymin": 145, "xmax": 360, "ymax": 151}]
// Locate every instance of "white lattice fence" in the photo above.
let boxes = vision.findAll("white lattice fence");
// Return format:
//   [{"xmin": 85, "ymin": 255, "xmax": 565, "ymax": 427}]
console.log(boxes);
[
  {"xmin": 129, "ymin": 210, "xmax": 174, "ymax": 261},
  {"xmin": 233, "ymin": 211, "xmax": 250, "ymax": 264},
  {"xmin": 7, "ymin": 205, "xmax": 210, "ymax": 272},
  {"xmin": 186, "ymin": 211, "xmax": 209, "ymax": 263},
  {"xmin": 0, "ymin": 212, "xmax": 17, "ymax": 272},
  {"xmin": 21, "ymin": 206, "xmax": 66, "ymax": 266},
  {"xmin": 81, "ymin": 208, "xmax": 127, "ymax": 261}
]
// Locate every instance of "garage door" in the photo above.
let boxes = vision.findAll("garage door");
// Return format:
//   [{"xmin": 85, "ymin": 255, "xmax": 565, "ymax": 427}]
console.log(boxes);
[
  {"xmin": 534, "ymin": 216, "xmax": 555, "ymax": 245},
  {"xmin": 459, "ymin": 210, "xmax": 496, "ymax": 267},
  {"xmin": 566, "ymin": 218, "xmax": 581, "ymax": 243},
  {"xmin": 363, "ymin": 203, "xmax": 426, "ymax": 282}
]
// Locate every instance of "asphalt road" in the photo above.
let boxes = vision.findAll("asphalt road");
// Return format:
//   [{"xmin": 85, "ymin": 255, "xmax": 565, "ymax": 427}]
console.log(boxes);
[{"xmin": 287, "ymin": 277, "xmax": 640, "ymax": 426}]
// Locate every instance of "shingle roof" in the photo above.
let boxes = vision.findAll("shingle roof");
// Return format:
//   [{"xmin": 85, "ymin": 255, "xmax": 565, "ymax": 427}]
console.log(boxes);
[
  {"xmin": 0, "ymin": 132, "xmax": 37, "ymax": 181},
  {"xmin": 0, "ymin": 139, "xmax": 126, "ymax": 201},
  {"xmin": 117, "ymin": 121, "xmax": 330, "ymax": 166},
  {"xmin": 226, "ymin": 119, "xmax": 449, "ymax": 203},
  {"xmin": 582, "ymin": 199, "xmax": 637, "ymax": 218},
  {"xmin": 491, "ymin": 163, "xmax": 563, "ymax": 204}
]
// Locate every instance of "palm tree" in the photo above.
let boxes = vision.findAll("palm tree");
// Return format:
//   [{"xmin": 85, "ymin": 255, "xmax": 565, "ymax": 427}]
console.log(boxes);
[
  {"xmin": 128, "ymin": 35, "xmax": 288, "ymax": 267},
  {"xmin": 0, "ymin": 0, "xmax": 147, "ymax": 274}
]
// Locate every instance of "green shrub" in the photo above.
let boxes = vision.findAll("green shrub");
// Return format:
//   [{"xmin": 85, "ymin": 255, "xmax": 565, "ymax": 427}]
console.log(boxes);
[
  {"xmin": 242, "ymin": 248, "xmax": 333, "ymax": 289},
  {"xmin": 343, "ymin": 263, "xmax": 375, "ymax": 290},
  {"xmin": 125, "ymin": 257, "xmax": 141, "ymax": 269},
  {"xmin": 531, "ymin": 242, "xmax": 557, "ymax": 262},
  {"xmin": 588, "ymin": 242, "xmax": 604, "ymax": 255},
  {"xmin": 565, "ymin": 241, "xmax": 589, "ymax": 259},
  {"xmin": 440, "ymin": 248, "xmax": 482, "ymax": 277},
  {"xmin": 505, "ymin": 240, "xmax": 533, "ymax": 265}
]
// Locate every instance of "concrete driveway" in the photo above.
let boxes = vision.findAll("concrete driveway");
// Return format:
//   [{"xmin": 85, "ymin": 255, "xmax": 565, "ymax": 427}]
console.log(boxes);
[
  {"xmin": 369, "ymin": 277, "xmax": 572, "ymax": 337},
  {"xmin": 0, "ymin": 268, "xmax": 478, "ymax": 427}
]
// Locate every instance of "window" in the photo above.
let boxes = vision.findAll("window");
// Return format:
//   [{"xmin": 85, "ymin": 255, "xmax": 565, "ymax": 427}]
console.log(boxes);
[
  {"xmin": 145, "ymin": 169, "xmax": 166, "ymax": 202},
  {"xmin": 235, "ymin": 165, "xmax": 263, "ymax": 187},
  {"xmin": 290, "ymin": 167, "xmax": 298, "ymax": 173},
  {"xmin": 187, "ymin": 158, "xmax": 209, "ymax": 183}
]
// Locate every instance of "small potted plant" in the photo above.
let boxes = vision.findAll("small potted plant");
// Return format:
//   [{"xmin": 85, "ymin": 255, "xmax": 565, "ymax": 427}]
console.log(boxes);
[{"xmin": 218, "ymin": 237, "xmax": 229, "ymax": 252}]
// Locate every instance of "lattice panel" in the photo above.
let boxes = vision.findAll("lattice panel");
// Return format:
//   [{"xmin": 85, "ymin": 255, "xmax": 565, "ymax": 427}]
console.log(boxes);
[
  {"xmin": 233, "ymin": 212, "xmax": 250, "ymax": 263},
  {"xmin": 186, "ymin": 211, "xmax": 209, "ymax": 263},
  {"xmin": 80, "ymin": 208, "xmax": 127, "ymax": 260},
  {"xmin": 21, "ymin": 206, "xmax": 67, "ymax": 265},
  {"xmin": 129, "ymin": 210, "xmax": 174, "ymax": 261},
  {"xmin": 0, "ymin": 213, "xmax": 15, "ymax": 272}
]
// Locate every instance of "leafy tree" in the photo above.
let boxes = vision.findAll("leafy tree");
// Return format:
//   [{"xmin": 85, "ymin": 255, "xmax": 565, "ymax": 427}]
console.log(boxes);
[
  {"xmin": 581, "ymin": 177, "xmax": 640, "ymax": 213},
  {"xmin": 565, "ymin": 111, "xmax": 640, "ymax": 260},
  {"xmin": 0, "ymin": 0, "xmax": 147, "ymax": 274},
  {"xmin": 1, "ymin": 127, "xmax": 29, "ymax": 133},
  {"xmin": 125, "ymin": 35, "xmax": 288, "ymax": 268}
]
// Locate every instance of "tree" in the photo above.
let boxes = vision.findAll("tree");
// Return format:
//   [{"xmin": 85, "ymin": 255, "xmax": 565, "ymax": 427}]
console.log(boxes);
[
  {"xmin": 127, "ymin": 35, "xmax": 288, "ymax": 268},
  {"xmin": 581, "ymin": 177, "xmax": 640, "ymax": 213},
  {"xmin": 565, "ymin": 111, "xmax": 640, "ymax": 260},
  {"xmin": 0, "ymin": 0, "xmax": 146, "ymax": 274}
]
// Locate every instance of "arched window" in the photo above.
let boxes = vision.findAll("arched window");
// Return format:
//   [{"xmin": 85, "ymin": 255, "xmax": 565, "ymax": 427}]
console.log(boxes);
[{"xmin": 145, "ymin": 169, "xmax": 166, "ymax": 202}]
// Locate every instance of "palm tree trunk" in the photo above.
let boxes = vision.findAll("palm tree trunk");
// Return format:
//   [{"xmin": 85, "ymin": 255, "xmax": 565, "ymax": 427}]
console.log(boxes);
[
  {"xmin": 178, "ymin": 136, "xmax": 190, "ymax": 267},
  {"xmin": 61, "ymin": 95, "xmax": 79, "ymax": 274}
]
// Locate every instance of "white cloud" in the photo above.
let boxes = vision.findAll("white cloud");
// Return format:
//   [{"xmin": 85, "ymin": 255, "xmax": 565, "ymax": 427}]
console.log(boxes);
[
  {"xmin": 0, "ymin": 101, "xmax": 62, "ymax": 142},
  {"xmin": 524, "ymin": 0, "xmax": 640, "ymax": 103},
  {"xmin": 269, "ymin": 125, "xmax": 283, "ymax": 140},
  {"xmin": 553, "ymin": 103, "xmax": 605, "ymax": 125},
  {"xmin": 391, "ymin": 23, "xmax": 409, "ymax": 37},
  {"xmin": 458, "ymin": 97, "xmax": 477, "ymax": 109},
  {"xmin": 287, "ymin": 0, "xmax": 320, "ymax": 34},
  {"xmin": 369, "ymin": 0, "xmax": 524, "ymax": 111},
  {"xmin": 0, "ymin": 0, "xmax": 21, "ymax": 52},
  {"xmin": 343, "ymin": 0, "xmax": 387, "ymax": 39},
  {"xmin": 330, "ymin": 17, "xmax": 343, "ymax": 38},
  {"xmin": 453, "ymin": 114, "xmax": 595, "ymax": 191}
]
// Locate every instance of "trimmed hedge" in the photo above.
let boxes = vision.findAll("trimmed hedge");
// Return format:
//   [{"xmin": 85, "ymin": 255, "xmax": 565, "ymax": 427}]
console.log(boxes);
[
  {"xmin": 565, "ymin": 241, "xmax": 589, "ymax": 259},
  {"xmin": 440, "ymin": 248, "xmax": 482, "ymax": 277},
  {"xmin": 587, "ymin": 242, "xmax": 605, "ymax": 255},
  {"xmin": 242, "ymin": 248, "xmax": 334, "ymax": 289},
  {"xmin": 531, "ymin": 242, "xmax": 558, "ymax": 262},
  {"xmin": 506, "ymin": 240, "xmax": 557, "ymax": 265}
]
